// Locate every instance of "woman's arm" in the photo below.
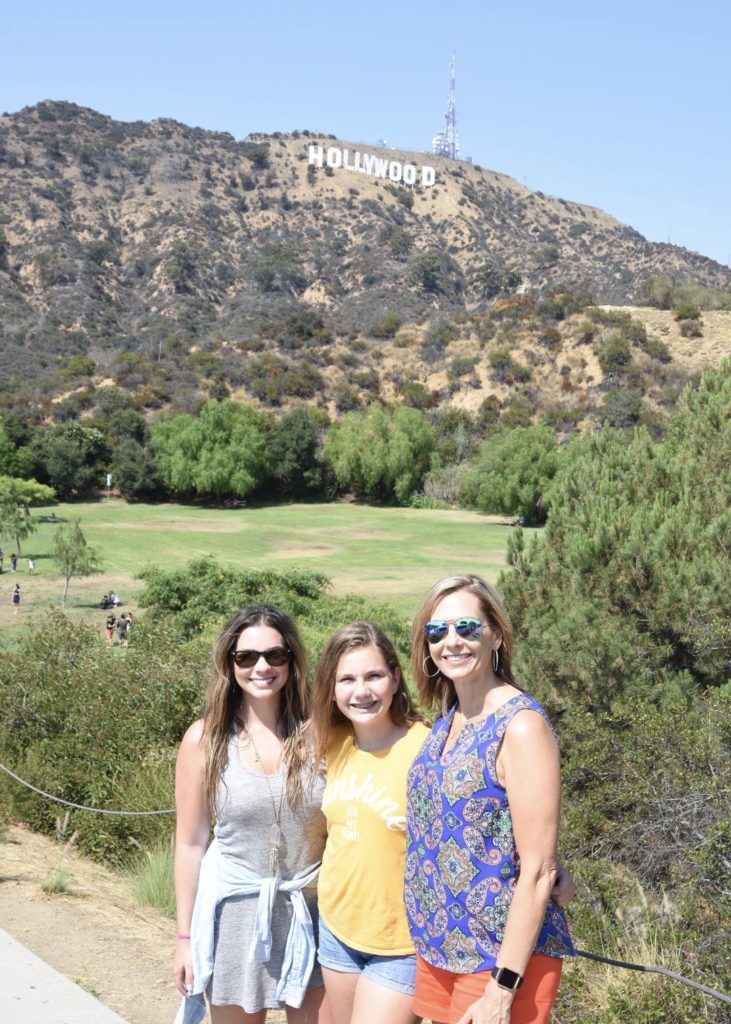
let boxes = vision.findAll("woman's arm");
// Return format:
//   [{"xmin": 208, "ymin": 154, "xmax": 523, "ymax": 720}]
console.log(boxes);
[
  {"xmin": 457, "ymin": 710, "xmax": 562, "ymax": 1024},
  {"xmin": 173, "ymin": 718, "xmax": 210, "ymax": 997}
]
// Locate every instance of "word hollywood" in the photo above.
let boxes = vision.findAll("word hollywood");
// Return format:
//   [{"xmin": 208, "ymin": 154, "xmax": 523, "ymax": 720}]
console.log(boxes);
[{"xmin": 308, "ymin": 144, "xmax": 437, "ymax": 188}]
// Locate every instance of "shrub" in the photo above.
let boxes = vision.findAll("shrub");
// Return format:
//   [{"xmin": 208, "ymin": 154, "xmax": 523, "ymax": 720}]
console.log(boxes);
[
  {"xmin": 599, "ymin": 388, "xmax": 643, "ymax": 427},
  {"xmin": 370, "ymin": 311, "xmax": 402, "ymax": 338},
  {"xmin": 447, "ymin": 355, "xmax": 477, "ymax": 381},
  {"xmin": 598, "ymin": 333, "xmax": 632, "ymax": 373},
  {"xmin": 398, "ymin": 380, "xmax": 438, "ymax": 410},
  {"xmin": 679, "ymin": 318, "xmax": 703, "ymax": 338},
  {"xmin": 672, "ymin": 300, "xmax": 701, "ymax": 321},
  {"xmin": 462, "ymin": 424, "xmax": 559, "ymax": 524}
]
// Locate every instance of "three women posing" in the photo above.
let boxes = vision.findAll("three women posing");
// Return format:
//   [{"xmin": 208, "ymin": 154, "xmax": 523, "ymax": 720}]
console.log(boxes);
[{"xmin": 174, "ymin": 576, "xmax": 573, "ymax": 1024}]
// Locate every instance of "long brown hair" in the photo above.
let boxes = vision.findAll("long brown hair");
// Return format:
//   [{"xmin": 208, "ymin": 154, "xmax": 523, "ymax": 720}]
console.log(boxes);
[
  {"xmin": 201, "ymin": 604, "xmax": 312, "ymax": 814},
  {"xmin": 411, "ymin": 574, "xmax": 520, "ymax": 715},
  {"xmin": 311, "ymin": 621, "xmax": 426, "ymax": 763}
]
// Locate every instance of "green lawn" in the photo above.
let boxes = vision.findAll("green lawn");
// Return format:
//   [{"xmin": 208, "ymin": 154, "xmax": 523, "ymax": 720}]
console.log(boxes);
[{"xmin": 0, "ymin": 500, "xmax": 527, "ymax": 639}]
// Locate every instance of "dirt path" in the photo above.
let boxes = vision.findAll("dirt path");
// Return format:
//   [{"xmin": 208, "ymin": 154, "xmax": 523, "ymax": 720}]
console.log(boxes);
[{"xmin": 0, "ymin": 823, "xmax": 286, "ymax": 1024}]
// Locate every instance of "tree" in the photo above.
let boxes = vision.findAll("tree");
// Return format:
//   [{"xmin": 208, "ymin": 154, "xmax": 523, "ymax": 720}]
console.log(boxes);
[
  {"xmin": 110, "ymin": 439, "xmax": 163, "ymax": 499},
  {"xmin": 35, "ymin": 423, "xmax": 108, "ymax": 499},
  {"xmin": 324, "ymin": 403, "xmax": 435, "ymax": 504},
  {"xmin": 0, "ymin": 477, "xmax": 56, "ymax": 554},
  {"xmin": 499, "ymin": 360, "xmax": 731, "ymax": 710},
  {"xmin": 462, "ymin": 425, "xmax": 559, "ymax": 525},
  {"xmin": 151, "ymin": 400, "xmax": 268, "ymax": 498},
  {"xmin": 51, "ymin": 518, "xmax": 103, "ymax": 607},
  {"xmin": 268, "ymin": 408, "xmax": 323, "ymax": 499}
]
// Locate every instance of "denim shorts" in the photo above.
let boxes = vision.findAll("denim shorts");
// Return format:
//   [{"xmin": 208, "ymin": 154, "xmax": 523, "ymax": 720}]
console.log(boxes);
[{"xmin": 317, "ymin": 915, "xmax": 416, "ymax": 996}]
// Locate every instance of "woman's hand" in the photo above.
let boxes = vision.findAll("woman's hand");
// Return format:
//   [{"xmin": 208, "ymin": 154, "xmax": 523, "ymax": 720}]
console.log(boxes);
[
  {"xmin": 551, "ymin": 860, "xmax": 576, "ymax": 907},
  {"xmin": 173, "ymin": 937, "xmax": 193, "ymax": 997},
  {"xmin": 456, "ymin": 983, "xmax": 515, "ymax": 1024}
]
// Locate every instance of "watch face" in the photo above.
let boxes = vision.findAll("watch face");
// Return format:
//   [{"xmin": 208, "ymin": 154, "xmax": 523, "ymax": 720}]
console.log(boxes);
[{"xmin": 493, "ymin": 966, "xmax": 522, "ymax": 990}]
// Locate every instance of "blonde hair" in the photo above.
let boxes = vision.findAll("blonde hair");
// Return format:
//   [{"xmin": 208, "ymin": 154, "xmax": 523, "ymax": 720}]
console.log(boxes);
[
  {"xmin": 411, "ymin": 574, "xmax": 520, "ymax": 715},
  {"xmin": 311, "ymin": 621, "xmax": 426, "ymax": 763},
  {"xmin": 201, "ymin": 604, "xmax": 312, "ymax": 814}
]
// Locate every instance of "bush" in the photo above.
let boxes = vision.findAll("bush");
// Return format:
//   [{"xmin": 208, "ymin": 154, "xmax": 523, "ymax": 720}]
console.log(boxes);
[
  {"xmin": 598, "ymin": 333, "xmax": 632, "ymax": 373},
  {"xmin": 679, "ymin": 318, "xmax": 703, "ymax": 338},
  {"xmin": 462, "ymin": 424, "xmax": 559, "ymax": 524},
  {"xmin": 672, "ymin": 300, "xmax": 701, "ymax": 321},
  {"xmin": 370, "ymin": 311, "xmax": 402, "ymax": 338},
  {"xmin": 398, "ymin": 380, "xmax": 438, "ymax": 410}
]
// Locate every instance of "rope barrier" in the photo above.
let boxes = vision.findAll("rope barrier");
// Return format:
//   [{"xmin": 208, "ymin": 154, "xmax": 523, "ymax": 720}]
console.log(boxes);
[
  {"xmin": 575, "ymin": 950, "xmax": 731, "ymax": 1006},
  {"xmin": 2, "ymin": 760, "xmax": 730, "ymax": 1006},
  {"xmin": 0, "ymin": 761, "xmax": 175, "ymax": 816}
]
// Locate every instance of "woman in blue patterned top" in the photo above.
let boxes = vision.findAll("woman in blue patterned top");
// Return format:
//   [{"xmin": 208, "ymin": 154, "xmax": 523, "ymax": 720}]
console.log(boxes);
[{"xmin": 405, "ymin": 574, "xmax": 574, "ymax": 1024}]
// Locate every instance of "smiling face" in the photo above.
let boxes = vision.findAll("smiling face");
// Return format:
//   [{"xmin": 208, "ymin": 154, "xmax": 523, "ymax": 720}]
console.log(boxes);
[
  {"xmin": 427, "ymin": 589, "xmax": 501, "ymax": 687},
  {"xmin": 333, "ymin": 643, "xmax": 400, "ymax": 736},
  {"xmin": 231, "ymin": 623, "xmax": 290, "ymax": 707}
]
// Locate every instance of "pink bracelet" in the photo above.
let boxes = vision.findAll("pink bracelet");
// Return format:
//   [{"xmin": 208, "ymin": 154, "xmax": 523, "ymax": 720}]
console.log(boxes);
[{"xmin": 176, "ymin": 933, "xmax": 191, "ymax": 940}]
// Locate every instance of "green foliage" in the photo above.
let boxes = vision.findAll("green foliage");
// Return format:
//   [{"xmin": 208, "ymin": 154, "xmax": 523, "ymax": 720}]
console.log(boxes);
[
  {"xmin": 599, "ymin": 387, "xmax": 643, "ymax": 427},
  {"xmin": 41, "ymin": 865, "xmax": 73, "ymax": 895},
  {"xmin": 0, "ymin": 618, "xmax": 206, "ymax": 862},
  {"xmin": 245, "ymin": 353, "xmax": 324, "ymax": 404},
  {"xmin": 240, "ymin": 141, "xmax": 270, "ymax": 169},
  {"xmin": 672, "ymin": 299, "xmax": 701, "ymax": 321},
  {"xmin": 126, "ymin": 841, "xmax": 175, "ymax": 917},
  {"xmin": 324, "ymin": 402, "xmax": 436, "ymax": 504},
  {"xmin": 500, "ymin": 361, "xmax": 731, "ymax": 710},
  {"xmin": 151, "ymin": 400, "xmax": 268, "ymax": 498},
  {"xmin": 35, "ymin": 422, "xmax": 109, "ymax": 499},
  {"xmin": 398, "ymin": 380, "xmax": 438, "ymax": 411},
  {"xmin": 267, "ymin": 407, "xmax": 323, "ymax": 499},
  {"xmin": 139, "ymin": 559, "xmax": 331, "ymax": 634},
  {"xmin": 488, "ymin": 349, "xmax": 532, "ymax": 384},
  {"xmin": 51, "ymin": 518, "xmax": 104, "ymax": 606},
  {"xmin": 370, "ymin": 311, "xmax": 402, "ymax": 338},
  {"xmin": 0, "ymin": 476, "xmax": 56, "ymax": 554},
  {"xmin": 597, "ymin": 332, "xmax": 632, "ymax": 373},
  {"xmin": 110, "ymin": 439, "xmax": 163, "ymax": 499},
  {"xmin": 407, "ymin": 250, "xmax": 462, "ymax": 296},
  {"xmin": 470, "ymin": 259, "xmax": 522, "ymax": 300},
  {"xmin": 462, "ymin": 425, "xmax": 559, "ymax": 524},
  {"xmin": 639, "ymin": 275, "xmax": 731, "ymax": 312},
  {"xmin": 161, "ymin": 240, "xmax": 195, "ymax": 292},
  {"xmin": 554, "ymin": 691, "xmax": 730, "ymax": 1023}
]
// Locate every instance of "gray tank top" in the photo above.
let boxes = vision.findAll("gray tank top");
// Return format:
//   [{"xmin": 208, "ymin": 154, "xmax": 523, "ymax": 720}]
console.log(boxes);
[{"xmin": 214, "ymin": 734, "xmax": 327, "ymax": 880}]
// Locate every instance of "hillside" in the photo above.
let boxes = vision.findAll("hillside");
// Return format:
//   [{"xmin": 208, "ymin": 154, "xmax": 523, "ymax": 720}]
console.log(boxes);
[{"xmin": 1, "ymin": 99, "xmax": 730, "ymax": 411}]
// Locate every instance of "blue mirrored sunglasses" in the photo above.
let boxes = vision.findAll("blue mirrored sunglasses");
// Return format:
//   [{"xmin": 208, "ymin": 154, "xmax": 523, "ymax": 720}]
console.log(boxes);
[{"xmin": 424, "ymin": 617, "xmax": 484, "ymax": 644}]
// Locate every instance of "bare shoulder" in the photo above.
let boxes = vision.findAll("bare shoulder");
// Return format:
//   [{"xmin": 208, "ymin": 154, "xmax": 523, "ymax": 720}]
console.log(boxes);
[
  {"xmin": 178, "ymin": 718, "xmax": 205, "ymax": 756},
  {"xmin": 503, "ymin": 705, "xmax": 557, "ymax": 748}
]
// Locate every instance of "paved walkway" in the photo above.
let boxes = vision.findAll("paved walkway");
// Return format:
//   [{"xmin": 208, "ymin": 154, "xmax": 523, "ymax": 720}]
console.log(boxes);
[{"xmin": 0, "ymin": 928, "xmax": 130, "ymax": 1023}]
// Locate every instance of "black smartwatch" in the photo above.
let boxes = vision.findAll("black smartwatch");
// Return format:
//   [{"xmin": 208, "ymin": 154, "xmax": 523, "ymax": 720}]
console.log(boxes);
[{"xmin": 491, "ymin": 965, "xmax": 524, "ymax": 991}]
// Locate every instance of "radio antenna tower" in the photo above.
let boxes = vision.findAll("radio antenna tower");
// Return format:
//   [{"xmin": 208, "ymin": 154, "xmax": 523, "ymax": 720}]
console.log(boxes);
[{"xmin": 432, "ymin": 51, "xmax": 460, "ymax": 160}]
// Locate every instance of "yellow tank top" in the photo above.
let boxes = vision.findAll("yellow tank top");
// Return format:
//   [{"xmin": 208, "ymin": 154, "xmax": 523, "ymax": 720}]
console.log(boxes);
[{"xmin": 318, "ymin": 721, "xmax": 430, "ymax": 954}]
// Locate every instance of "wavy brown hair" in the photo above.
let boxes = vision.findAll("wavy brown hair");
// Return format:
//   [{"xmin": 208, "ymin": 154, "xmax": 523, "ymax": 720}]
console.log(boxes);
[
  {"xmin": 311, "ymin": 621, "xmax": 426, "ymax": 763},
  {"xmin": 411, "ymin": 573, "xmax": 520, "ymax": 716},
  {"xmin": 201, "ymin": 604, "xmax": 312, "ymax": 814}
]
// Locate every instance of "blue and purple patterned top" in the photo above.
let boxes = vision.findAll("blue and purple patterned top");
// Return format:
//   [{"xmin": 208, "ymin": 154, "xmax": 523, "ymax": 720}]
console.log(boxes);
[{"xmin": 404, "ymin": 693, "xmax": 574, "ymax": 974}]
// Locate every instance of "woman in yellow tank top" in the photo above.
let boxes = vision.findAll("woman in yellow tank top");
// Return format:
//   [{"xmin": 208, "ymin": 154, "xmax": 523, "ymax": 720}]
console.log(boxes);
[{"xmin": 310, "ymin": 622, "xmax": 429, "ymax": 1024}]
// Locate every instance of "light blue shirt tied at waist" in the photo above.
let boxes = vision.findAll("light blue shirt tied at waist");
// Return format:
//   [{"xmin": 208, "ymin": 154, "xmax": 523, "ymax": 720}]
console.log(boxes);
[{"xmin": 175, "ymin": 840, "xmax": 321, "ymax": 1024}]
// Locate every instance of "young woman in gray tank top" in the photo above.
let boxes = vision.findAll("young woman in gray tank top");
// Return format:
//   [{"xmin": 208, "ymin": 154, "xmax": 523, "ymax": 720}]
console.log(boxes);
[{"xmin": 174, "ymin": 605, "xmax": 332, "ymax": 1024}]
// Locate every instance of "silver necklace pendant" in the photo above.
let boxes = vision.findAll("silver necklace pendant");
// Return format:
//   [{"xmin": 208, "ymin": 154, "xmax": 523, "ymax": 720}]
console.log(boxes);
[{"xmin": 269, "ymin": 823, "xmax": 282, "ymax": 876}]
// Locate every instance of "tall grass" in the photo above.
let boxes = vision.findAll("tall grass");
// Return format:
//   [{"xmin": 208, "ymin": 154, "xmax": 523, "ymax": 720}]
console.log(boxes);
[{"xmin": 126, "ymin": 839, "xmax": 176, "ymax": 918}]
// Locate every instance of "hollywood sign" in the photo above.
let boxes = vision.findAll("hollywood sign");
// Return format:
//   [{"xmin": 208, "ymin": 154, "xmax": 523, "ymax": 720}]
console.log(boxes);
[{"xmin": 307, "ymin": 144, "xmax": 436, "ymax": 188}]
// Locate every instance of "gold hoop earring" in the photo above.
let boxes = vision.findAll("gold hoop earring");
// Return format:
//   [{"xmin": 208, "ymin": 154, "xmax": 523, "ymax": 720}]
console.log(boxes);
[
  {"xmin": 423, "ymin": 656, "xmax": 441, "ymax": 679},
  {"xmin": 492, "ymin": 649, "xmax": 499, "ymax": 673}
]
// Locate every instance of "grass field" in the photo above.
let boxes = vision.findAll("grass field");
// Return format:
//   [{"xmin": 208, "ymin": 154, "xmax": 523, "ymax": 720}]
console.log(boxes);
[{"xmin": 0, "ymin": 499, "xmax": 525, "ymax": 641}]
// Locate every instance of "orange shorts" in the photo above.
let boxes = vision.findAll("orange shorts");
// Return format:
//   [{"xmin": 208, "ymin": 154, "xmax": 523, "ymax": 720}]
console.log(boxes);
[{"xmin": 413, "ymin": 953, "xmax": 562, "ymax": 1024}]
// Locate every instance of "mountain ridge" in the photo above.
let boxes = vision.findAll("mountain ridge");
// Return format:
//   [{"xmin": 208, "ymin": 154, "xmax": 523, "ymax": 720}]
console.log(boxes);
[{"xmin": 0, "ymin": 100, "xmax": 729, "ymax": 419}]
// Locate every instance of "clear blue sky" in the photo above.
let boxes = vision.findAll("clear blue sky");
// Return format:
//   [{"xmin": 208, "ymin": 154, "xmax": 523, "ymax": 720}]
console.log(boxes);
[{"xmin": 3, "ymin": 0, "xmax": 730, "ymax": 266}]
